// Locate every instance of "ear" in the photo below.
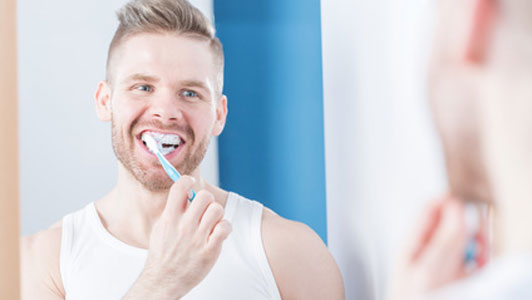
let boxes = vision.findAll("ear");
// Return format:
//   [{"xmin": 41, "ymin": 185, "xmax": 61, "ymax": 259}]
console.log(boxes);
[
  {"xmin": 95, "ymin": 80, "xmax": 112, "ymax": 121},
  {"xmin": 211, "ymin": 94, "xmax": 228, "ymax": 136},
  {"xmin": 465, "ymin": 0, "xmax": 498, "ymax": 64}
]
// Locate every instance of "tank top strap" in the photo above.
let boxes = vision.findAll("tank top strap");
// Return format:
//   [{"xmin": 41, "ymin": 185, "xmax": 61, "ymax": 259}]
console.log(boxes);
[
  {"xmin": 60, "ymin": 203, "xmax": 93, "ymax": 295},
  {"xmin": 224, "ymin": 193, "xmax": 282, "ymax": 300},
  {"xmin": 60, "ymin": 212, "xmax": 73, "ymax": 294}
]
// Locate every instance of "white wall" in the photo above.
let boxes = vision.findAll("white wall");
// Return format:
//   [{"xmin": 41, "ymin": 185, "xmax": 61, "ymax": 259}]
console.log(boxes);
[
  {"xmin": 321, "ymin": 1, "xmax": 447, "ymax": 299},
  {"xmin": 18, "ymin": 0, "xmax": 215, "ymax": 236}
]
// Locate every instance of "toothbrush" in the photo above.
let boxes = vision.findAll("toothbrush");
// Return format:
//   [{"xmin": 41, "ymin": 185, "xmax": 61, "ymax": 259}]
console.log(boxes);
[
  {"xmin": 143, "ymin": 134, "xmax": 196, "ymax": 200},
  {"xmin": 464, "ymin": 203, "xmax": 479, "ymax": 272}
]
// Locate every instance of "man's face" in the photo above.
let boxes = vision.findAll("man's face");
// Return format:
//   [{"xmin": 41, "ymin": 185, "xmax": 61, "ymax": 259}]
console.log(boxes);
[{"xmin": 98, "ymin": 33, "xmax": 226, "ymax": 191}]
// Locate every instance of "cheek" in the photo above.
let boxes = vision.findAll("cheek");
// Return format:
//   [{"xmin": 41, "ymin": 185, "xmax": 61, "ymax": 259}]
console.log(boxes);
[
  {"xmin": 430, "ymin": 71, "xmax": 481, "ymax": 142},
  {"xmin": 112, "ymin": 96, "xmax": 147, "ymax": 132},
  {"xmin": 188, "ymin": 105, "xmax": 217, "ymax": 132}
]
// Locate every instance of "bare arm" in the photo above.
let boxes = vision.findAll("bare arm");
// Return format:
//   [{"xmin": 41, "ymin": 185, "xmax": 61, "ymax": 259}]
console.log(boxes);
[
  {"xmin": 262, "ymin": 208, "xmax": 345, "ymax": 300},
  {"xmin": 20, "ymin": 222, "xmax": 65, "ymax": 300}
]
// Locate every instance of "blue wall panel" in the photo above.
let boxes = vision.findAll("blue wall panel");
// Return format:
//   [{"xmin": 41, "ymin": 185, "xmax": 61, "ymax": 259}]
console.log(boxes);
[{"xmin": 214, "ymin": 0, "xmax": 327, "ymax": 242}]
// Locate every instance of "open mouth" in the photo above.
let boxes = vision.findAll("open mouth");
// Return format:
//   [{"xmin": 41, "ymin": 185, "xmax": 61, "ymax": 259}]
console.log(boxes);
[{"xmin": 140, "ymin": 131, "xmax": 184, "ymax": 156}]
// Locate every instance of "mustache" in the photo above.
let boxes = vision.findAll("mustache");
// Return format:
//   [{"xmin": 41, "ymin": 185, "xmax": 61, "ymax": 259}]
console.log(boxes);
[{"xmin": 131, "ymin": 118, "xmax": 195, "ymax": 143}]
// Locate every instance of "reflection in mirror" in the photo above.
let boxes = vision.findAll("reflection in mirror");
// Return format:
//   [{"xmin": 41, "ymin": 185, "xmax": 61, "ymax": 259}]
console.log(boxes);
[{"xmin": 18, "ymin": 0, "xmax": 344, "ymax": 299}]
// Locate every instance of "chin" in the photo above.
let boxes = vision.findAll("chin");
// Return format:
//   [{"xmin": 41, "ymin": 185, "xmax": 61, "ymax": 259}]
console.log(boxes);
[
  {"xmin": 131, "ymin": 168, "xmax": 175, "ymax": 192},
  {"xmin": 140, "ymin": 177, "xmax": 174, "ymax": 192},
  {"xmin": 446, "ymin": 151, "xmax": 494, "ymax": 204},
  {"xmin": 449, "ymin": 175, "xmax": 493, "ymax": 204}
]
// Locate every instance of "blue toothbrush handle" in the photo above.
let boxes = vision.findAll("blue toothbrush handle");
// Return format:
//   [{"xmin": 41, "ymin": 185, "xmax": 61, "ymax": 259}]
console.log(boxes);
[
  {"xmin": 156, "ymin": 152, "xmax": 196, "ymax": 201},
  {"xmin": 464, "ymin": 239, "xmax": 477, "ymax": 263}
]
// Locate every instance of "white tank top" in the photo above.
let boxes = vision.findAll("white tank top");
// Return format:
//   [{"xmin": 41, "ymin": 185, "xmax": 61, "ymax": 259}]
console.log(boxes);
[{"xmin": 60, "ymin": 192, "xmax": 282, "ymax": 300}]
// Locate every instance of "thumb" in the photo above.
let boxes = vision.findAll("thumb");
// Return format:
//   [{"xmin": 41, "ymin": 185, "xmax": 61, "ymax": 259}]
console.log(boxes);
[{"xmin": 420, "ymin": 199, "xmax": 467, "ymax": 282}]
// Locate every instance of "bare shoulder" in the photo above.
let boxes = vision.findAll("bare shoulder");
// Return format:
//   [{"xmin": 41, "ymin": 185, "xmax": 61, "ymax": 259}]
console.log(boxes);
[
  {"xmin": 20, "ymin": 220, "xmax": 65, "ymax": 299},
  {"xmin": 261, "ymin": 208, "xmax": 345, "ymax": 300}
]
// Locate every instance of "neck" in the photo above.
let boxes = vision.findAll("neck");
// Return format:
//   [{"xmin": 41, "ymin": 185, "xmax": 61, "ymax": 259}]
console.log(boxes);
[
  {"xmin": 478, "ymin": 79, "xmax": 532, "ymax": 258},
  {"xmin": 493, "ymin": 170, "xmax": 532, "ymax": 257},
  {"xmin": 488, "ymin": 136, "xmax": 532, "ymax": 257},
  {"xmin": 95, "ymin": 163, "xmax": 227, "ymax": 248}
]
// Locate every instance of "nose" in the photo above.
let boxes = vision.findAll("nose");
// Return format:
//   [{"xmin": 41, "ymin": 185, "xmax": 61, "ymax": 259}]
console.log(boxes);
[{"xmin": 150, "ymin": 90, "xmax": 183, "ymax": 123}]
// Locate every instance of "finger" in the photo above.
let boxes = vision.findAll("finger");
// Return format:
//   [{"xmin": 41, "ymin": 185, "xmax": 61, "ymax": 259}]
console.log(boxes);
[
  {"xmin": 406, "ymin": 198, "xmax": 446, "ymax": 263},
  {"xmin": 182, "ymin": 190, "xmax": 215, "ymax": 227},
  {"xmin": 207, "ymin": 220, "xmax": 232, "ymax": 251},
  {"xmin": 420, "ymin": 199, "xmax": 467, "ymax": 279},
  {"xmin": 475, "ymin": 229, "xmax": 489, "ymax": 268},
  {"xmin": 163, "ymin": 176, "xmax": 196, "ymax": 220},
  {"xmin": 198, "ymin": 202, "xmax": 225, "ymax": 237},
  {"xmin": 475, "ymin": 206, "xmax": 491, "ymax": 268}
]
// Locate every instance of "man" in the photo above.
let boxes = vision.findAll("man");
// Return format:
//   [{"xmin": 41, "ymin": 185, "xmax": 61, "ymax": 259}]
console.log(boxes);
[
  {"xmin": 390, "ymin": 0, "xmax": 532, "ymax": 299},
  {"xmin": 20, "ymin": 0, "xmax": 345, "ymax": 299}
]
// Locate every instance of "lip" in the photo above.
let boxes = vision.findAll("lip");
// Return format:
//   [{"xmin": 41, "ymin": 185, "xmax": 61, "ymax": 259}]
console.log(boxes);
[{"xmin": 136, "ymin": 129, "xmax": 186, "ymax": 160}]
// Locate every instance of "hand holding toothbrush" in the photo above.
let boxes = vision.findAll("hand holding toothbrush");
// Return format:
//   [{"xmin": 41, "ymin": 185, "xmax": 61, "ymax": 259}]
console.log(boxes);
[
  {"xmin": 123, "ymin": 176, "xmax": 232, "ymax": 300},
  {"xmin": 387, "ymin": 196, "xmax": 487, "ymax": 300}
]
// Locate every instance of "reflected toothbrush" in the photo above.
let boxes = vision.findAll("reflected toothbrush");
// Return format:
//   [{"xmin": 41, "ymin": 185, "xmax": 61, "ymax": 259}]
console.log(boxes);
[{"xmin": 143, "ymin": 134, "xmax": 196, "ymax": 200}]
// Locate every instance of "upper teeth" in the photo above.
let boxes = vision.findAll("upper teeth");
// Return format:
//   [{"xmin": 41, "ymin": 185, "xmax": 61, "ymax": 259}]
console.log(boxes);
[{"xmin": 141, "ymin": 131, "xmax": 182, "ymax": 155}]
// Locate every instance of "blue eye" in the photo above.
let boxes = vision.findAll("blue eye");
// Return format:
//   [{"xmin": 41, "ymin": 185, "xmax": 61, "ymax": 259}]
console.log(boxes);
[
  {"xmin": 183, "ymin": 90, "xmax": 198, "ymax": 98},
  {"xmin": 135, "ymin": 85, "xmax": 153, "ymax": 92}
]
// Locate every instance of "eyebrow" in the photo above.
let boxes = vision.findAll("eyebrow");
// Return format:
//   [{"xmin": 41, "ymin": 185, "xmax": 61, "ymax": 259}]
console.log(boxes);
[
  {"xmin": 122, "ymin": 73, "xmax": 160, "ymax": 84},
  {"xmin": 180, "ymin": 80, "xmax": 210, "ymax": 92}
]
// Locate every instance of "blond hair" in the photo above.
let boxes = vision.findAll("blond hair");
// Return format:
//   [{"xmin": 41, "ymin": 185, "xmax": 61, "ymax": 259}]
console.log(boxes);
[{"xmin": 106, "ymin": 0, "xmax": 224, "ymax": 93}]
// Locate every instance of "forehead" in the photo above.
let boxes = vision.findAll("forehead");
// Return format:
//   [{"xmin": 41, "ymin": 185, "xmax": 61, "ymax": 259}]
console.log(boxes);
[{"xmin": 111, "ymin": 32, "xmax": 216, "ymax": 87}]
